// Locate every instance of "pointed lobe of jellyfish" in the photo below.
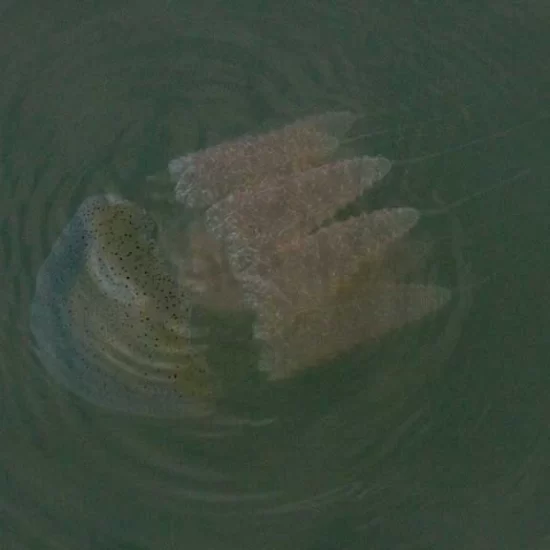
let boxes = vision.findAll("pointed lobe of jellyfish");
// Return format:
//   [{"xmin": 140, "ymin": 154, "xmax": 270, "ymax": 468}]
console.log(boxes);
[
  {"xmin": 245, "ymin": 208, "xmax": 421, "ymax": 341},
  {"xmin": 170, "ymin": 111, "xmax": 357, "ymax": 208},
  {"xmin": 259, "ymin": 282, "xmax": 452, "ymax": 380},
  {"xmin": 31, "ymin": 195, "xmax": 218, "ymax": 417},
  {"xmin": 205, "ymin": 155, "xmax": 392, "ymax": 275},
  {"xmin": 265, "ymin": 207, "xmax": 419, "ymax": 299}
]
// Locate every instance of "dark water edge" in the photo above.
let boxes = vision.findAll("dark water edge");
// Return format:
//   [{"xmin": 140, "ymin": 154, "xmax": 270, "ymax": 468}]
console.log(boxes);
[{"xmin": 0, "ymin": 0, "xmax": 549, "ymax": 549}]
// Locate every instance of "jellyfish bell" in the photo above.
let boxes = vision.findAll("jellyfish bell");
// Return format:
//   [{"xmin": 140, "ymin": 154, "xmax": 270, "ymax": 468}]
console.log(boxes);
[{"xmin": 30, "ymin": 194, "xmax": 226, "ymax": 419}]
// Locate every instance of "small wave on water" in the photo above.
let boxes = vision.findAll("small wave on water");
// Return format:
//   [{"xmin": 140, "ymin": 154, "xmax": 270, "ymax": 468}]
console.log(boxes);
[{"xmin": 0, "ymin": 1, "xmax": 549, "ymax": 549}]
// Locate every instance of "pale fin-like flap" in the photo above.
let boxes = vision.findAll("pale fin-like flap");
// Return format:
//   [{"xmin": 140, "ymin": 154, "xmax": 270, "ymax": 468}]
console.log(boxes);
[
  {"xmin": 205, "ymin": 156, "xmax": 393, "ymax": 273},
  {"xmin": 173, "ymin": 111, "xmax": 358, "ymax": 208},
  {"xmin": 231, "ymin": 207, "xmax": 420, "ymax": 313}
]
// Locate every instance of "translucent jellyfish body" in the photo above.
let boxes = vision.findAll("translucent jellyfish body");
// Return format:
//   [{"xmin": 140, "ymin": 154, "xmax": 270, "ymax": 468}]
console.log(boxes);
[
  {"xmin": 168, "ymin": 111, "xmax": 452, "ymax": 379},
  {"xmin": 170, "ymin": 111, "xmax": 358, "ymax": 208},
  {"xmin": 31, "ymin": 112, "xmax": 453, "ymax": 416}
]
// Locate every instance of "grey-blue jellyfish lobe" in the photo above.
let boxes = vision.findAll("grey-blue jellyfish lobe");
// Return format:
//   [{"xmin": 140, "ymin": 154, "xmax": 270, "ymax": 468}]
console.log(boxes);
[{"xmin": 30, "ymin": 196, "xmax": 113, "ymax": 393}]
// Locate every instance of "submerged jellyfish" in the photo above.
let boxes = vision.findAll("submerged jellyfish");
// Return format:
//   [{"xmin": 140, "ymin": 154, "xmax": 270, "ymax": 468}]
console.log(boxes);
[{"xmin": 31, "ymin": 111, "xmax": 453, "ymax": 417}]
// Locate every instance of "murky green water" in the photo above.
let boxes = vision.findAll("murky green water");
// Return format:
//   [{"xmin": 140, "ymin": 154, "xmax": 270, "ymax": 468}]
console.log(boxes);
[{"xmin": 0, "ymin": 1, "xmax": 549, "ymax": 549}]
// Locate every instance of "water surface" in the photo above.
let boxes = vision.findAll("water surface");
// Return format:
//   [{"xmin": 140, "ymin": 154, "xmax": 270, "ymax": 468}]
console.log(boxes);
[{"xmin": 0, "ymin": 1, "xmax": 549, "ymax": 549}]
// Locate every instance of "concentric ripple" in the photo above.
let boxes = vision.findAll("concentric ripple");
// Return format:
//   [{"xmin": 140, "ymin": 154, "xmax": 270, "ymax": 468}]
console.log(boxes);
[{"xmin": 0, "ymin": 2, "xmax": 548, "ymax": 549}]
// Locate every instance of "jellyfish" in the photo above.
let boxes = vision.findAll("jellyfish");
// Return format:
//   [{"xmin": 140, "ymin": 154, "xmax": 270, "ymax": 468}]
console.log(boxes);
[{"xmin": 31, "ymin": 112, "xmax": 453, "ymax": 417}]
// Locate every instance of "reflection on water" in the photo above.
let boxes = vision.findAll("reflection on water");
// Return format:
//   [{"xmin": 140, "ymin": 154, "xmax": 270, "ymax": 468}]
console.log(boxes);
[{"xmin": 31, "ymin": 113, "xmax": 454, "ymax": 418}]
